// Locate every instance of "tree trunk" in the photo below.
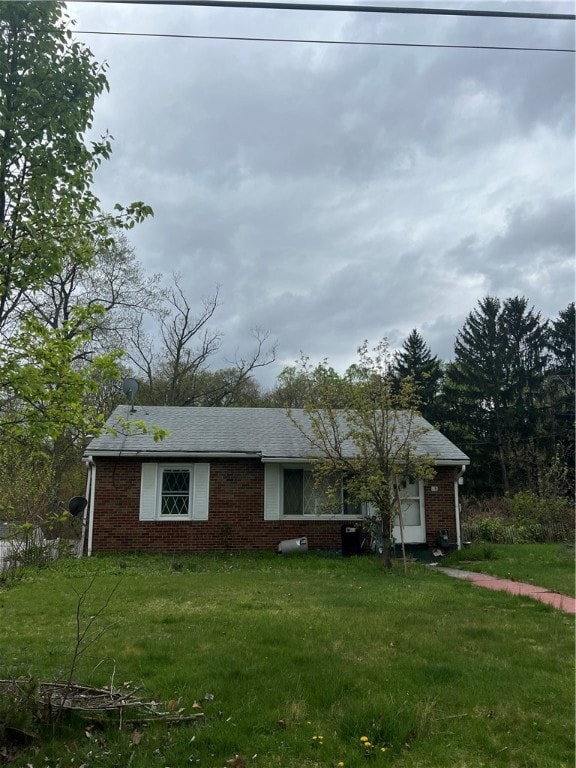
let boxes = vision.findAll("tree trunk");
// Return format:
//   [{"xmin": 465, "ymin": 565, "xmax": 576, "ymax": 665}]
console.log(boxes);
[
  {"xmin": 379, "ymin": 514, "xmax": 393, "ymax": 569},
  {"xmin": 394, "ymin": 480, "xmax": 408, "ymax": 574}
]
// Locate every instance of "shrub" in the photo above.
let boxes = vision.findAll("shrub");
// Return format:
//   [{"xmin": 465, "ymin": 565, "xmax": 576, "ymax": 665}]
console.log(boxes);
[{"xmin": 461, "ymin": 491, "xmax": 574, "ymax": 544}]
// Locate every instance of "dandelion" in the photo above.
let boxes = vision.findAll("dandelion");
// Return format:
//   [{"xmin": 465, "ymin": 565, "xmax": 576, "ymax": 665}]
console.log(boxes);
[
  {"xmin": 337, "ymin": 763, "xmax": 345, "ymax": 767},
  {"xmin": 381, "ymin": 747, "xmax": 388, "ymax": 753},
  {"xmin": 360, "ymin": 736, "xmax": 369, "ymax": 742}
]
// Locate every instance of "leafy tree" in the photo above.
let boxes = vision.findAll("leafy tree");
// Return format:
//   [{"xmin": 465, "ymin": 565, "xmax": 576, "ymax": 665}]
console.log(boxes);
[
  {"xmin": 393, "ymin": 329, "xmax": 443, "ymax": 422},
  {"xmin": 0, "ymin": 3, "xmax": 149, "ymax": 331},
  {"xmin": 0, "ymin": 3, "xmax": 151, "ymax": 523},
  {"xmin": 0, "ymin": 2, "xmax": 103, "ymax": 329},
  {"xmin": 22, "ymin": 230, "xmax": 163, "ymax": 361},
  {"xmin": 291, "ymin": 340, "xmax": 434, "ymax": 569},
  {"xmin": 0, "ymin": 310, "xmax": 121, "ymax": 441},
  {"xmin": 263, "ymin": 365, "xmax": 331, "ymax": 408}
]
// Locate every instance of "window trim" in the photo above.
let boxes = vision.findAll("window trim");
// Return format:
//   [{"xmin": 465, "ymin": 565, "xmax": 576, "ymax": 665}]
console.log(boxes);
[{"xmin": 157, "ymin": 464, "xmax": 193, "ymax": 520}]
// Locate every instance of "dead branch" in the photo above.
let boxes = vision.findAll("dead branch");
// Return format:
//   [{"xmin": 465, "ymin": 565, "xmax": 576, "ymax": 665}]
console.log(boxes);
[{"xmin": 0, "ymin": 679, "xmax": 198, "ymax": 721}]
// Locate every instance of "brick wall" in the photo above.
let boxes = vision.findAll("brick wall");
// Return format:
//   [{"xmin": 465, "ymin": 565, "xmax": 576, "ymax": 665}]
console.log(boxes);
[
  {"xmin": 90, "ymin": 458, "xmax": 460, "ymax": 554},
  {"xmin": 422, "ymin": 467, "xmax": 461, "ymax": 548}
]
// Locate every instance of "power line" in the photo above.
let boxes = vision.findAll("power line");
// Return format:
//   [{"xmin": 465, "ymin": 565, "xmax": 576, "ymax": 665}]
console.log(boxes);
[
  {"xmin": 68, "ymin": 0, "xmax": 576, "ymax": 21},
  {"xmin": 76, "ymin": 28, "xmax": 576, "ymax": 53}
]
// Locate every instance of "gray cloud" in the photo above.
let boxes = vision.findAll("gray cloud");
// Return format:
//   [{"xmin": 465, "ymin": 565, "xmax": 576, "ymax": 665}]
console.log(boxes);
[{"xmin": 73, "ymin": 1, "xmax": 574, "ymax": 382}]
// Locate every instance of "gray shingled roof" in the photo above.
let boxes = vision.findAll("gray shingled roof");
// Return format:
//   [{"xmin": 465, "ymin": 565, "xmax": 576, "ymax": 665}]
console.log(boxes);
[{"xmin": 85, "ymin": 406, "xmax": 469, "ymax": 465}]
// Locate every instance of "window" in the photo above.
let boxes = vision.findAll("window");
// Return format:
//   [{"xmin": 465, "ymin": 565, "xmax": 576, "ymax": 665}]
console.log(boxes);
[
  {"xmin": 160, "ymin": 468, "xmax": 191, "ymax": 516},
  {"xmin": 263, "ymin": 465, "xmax": 361, "ymax": 518},
  {"xmin": 139, "ymin": 463, "xmax": 210, "ymax": 521},
  {"xmin": 395, "ymin": 477, "xmax": 421, "ymax": 526},
  {"xmin": 283, "ymin": 468, "xmax": 328, "ymax": 516},
  {"xmin": 343, "ymin": 485, "xmax": 362, "ymax": 517}
]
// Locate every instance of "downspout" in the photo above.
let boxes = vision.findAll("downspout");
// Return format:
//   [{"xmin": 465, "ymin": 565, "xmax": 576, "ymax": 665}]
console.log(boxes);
[
  {"xmin": 83, "ymin": 456, "xmax": 96, "ymax": 558},
  {"xmin": 454, "ymin": 464, "xmax": 466, "ymax": 549}
]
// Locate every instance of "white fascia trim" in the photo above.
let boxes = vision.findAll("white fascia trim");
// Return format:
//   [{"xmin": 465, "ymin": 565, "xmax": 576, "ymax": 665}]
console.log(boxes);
[
  {"xmin": 261, "ymin": 457, "xmax": 470, "ymax": 465},
  {"xmin": 261, "ymin": 457, "xmax": 314, "ymax": 463}
]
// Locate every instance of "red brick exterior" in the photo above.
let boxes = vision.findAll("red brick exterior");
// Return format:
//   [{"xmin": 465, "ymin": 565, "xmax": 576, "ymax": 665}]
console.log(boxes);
[
  {"xmin": 423, "ymin": 467, "xmax": 461, "ymax": 548},
  {"xmin": 89, "ymin": 458, "xmax": 460, "ymax": 554}
]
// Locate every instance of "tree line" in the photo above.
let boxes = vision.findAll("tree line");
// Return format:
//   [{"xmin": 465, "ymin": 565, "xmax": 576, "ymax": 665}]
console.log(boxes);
[
  {"xmin": 202, "ymin": 297, "xmax": 572, "ymax": 500},
  {"xmin": 39, "ymin": 229, "xmax": 571, "ymax": 501}
]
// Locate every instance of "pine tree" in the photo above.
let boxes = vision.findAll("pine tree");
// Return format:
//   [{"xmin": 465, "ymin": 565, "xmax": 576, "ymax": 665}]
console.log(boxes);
[
  {"xmin": 393, "ymin": 329, "xmax": 443, "ymax": 422},
  {"xmin": 443, "ymin": 296, "xmax": 549, "ymax": 495},
  {"xmin": 544, "ymin": 302, "xmax": 575, "ymax": 493},
  {"xmin": 499, "ymin": 297, "xmax": 549, "ymax": 491}
]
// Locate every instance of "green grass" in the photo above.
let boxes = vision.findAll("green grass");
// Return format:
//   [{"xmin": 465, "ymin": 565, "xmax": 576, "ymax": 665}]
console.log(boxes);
[
  {"xmin": 443, "ymin": 543, "xmax": 576, "ymax": 596},
  {"xmin": 0, "ymin": 552, "xmax": 574, "ymax": 768}
]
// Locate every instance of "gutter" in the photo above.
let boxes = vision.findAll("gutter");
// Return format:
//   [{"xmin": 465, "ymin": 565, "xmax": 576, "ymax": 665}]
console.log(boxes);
[
  {"xmin": 83, "ymin": 451, "xmax": 262, "ymax": 459},
  {"xmin": 261, "ymin": 457, "xmax": 471, "ymax": 465},
  {"xmin": 83, "ymin": 455, "xmax": 96, "ymax": 558},
  {"xmin": 454, "ymin": 464, "xmax": 466, "ymax": 549}
]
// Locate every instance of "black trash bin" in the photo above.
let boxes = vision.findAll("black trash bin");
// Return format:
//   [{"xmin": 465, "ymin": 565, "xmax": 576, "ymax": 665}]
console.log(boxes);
[
  {"xmin": 341, "ymin": 524, "xmax": 362, "ymax": 557},
  {"xmin": 437, "ymin": 529, "xmax": 450, "ymax": 549}
]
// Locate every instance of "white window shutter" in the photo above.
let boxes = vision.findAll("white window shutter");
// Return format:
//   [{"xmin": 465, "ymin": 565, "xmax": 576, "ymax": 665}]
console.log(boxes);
[
  {"xmin": 264, "ymin": 464, "xmax": 281, "ymax": 520},
  {"xmin": 192, "ymin": 463, "xmax": 210, "ymax": 520},
  {"xmin": 139, "ymin": 463, "xmax": 158, "ymax": 521}
]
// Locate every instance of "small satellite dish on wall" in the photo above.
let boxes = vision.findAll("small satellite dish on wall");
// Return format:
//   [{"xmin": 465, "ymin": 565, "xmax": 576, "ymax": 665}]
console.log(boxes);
[
  {"xmin": 68, "ymin": 496, "xmax": 88, "ymax": 517},
  {"xmin": 122, "ymin": 378, "xmax": 139, "ymax": 412}
]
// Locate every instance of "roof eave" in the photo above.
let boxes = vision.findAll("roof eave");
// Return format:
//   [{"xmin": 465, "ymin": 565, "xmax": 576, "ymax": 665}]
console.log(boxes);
[
  {"xmin": 84, "ymin": 450, "xmax": 262, "ymax": 460},
  {"xmin": 261, "ymin": 456, "xmax": 470, "ymax": 465}
]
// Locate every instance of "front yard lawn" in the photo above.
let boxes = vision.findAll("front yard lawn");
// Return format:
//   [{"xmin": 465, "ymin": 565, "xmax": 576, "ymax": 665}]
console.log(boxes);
[
  {"xmin": 443, "ymin": 542, "xmax": 575, "ymax": 596},
  {"xmin": 0, "ymin": 552, "xmax": 573, "ymax": 767}
]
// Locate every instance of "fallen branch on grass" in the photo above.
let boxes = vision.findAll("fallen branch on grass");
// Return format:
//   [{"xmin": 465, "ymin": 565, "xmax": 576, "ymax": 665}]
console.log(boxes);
[{"xmin": 0, "ymin": 679, "xmax": 202, "ymax": 722}]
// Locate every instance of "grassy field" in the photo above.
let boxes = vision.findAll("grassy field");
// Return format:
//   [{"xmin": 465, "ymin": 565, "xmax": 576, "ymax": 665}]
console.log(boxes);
[
  {"xmin": 443, "ymin": 542, "xmax": 576, "ymax": 596},
  {"xmin": 0, "ymin": 551, "xmax": 574, "ymax": 768}
]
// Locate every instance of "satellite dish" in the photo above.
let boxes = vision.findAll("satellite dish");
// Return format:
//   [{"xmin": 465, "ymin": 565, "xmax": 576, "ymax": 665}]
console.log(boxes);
[
  {"xmin": 68, "ymin": 496, "xmax": 88, "ymax": 517},
  {"xmin": 122, "ymin": 378, "xmax": 139, "ymax": 412}
]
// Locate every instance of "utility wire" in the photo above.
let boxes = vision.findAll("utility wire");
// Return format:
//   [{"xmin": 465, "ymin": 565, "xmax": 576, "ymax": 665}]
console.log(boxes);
[
  {"xmin": 76, "ymin": 28, "xmax": 576, "ymax": 53},
  {"xmin": 68, "ymin": 0, "xmax": 576, "ymax": 21}
]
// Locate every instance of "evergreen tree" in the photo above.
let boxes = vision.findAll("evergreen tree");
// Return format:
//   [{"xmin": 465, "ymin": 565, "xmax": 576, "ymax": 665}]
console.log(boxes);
[
  {"xmin": 443, "ymin": 297, "xmax": 508, "ymax": 493},
  {"xmin": 393, "ymin": 329, "xmax": 443, "ymax": 422},
  {"xmin": 443, "ymin": 296, "xmax": 549, "ymax": 495},
  {"xmin": 544, "ymin": 302, "xmax": 575, "ymax": 493},
  {"xmin": 499, "ymin": 297, "xmax": 549, "ymax": 491},
  {"xmin": 548, "ymin": 302, "xmax": 575, "ymax": 377}
]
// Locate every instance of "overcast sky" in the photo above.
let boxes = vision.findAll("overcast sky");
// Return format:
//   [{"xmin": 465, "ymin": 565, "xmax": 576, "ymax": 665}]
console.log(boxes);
[{"xmin": 69, "ymin": 0, "xmax": 575, "ymax": 385}]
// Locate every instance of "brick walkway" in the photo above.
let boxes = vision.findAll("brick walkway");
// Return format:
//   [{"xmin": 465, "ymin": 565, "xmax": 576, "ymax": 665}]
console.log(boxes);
[{"xmin": 435, "ymin": 567, "xmax": 576, "ymax": 614}]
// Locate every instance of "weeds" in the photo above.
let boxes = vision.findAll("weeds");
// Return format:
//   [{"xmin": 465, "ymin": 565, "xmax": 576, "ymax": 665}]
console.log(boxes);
[{"xmin": 461, "ymin": 491, "xmax": 574, "ymax": 544}]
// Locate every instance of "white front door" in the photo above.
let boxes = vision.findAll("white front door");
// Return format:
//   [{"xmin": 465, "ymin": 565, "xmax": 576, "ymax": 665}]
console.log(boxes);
[{"xmin": 392, "ymin": 478, "xmax": 426, "ymax": 544}]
